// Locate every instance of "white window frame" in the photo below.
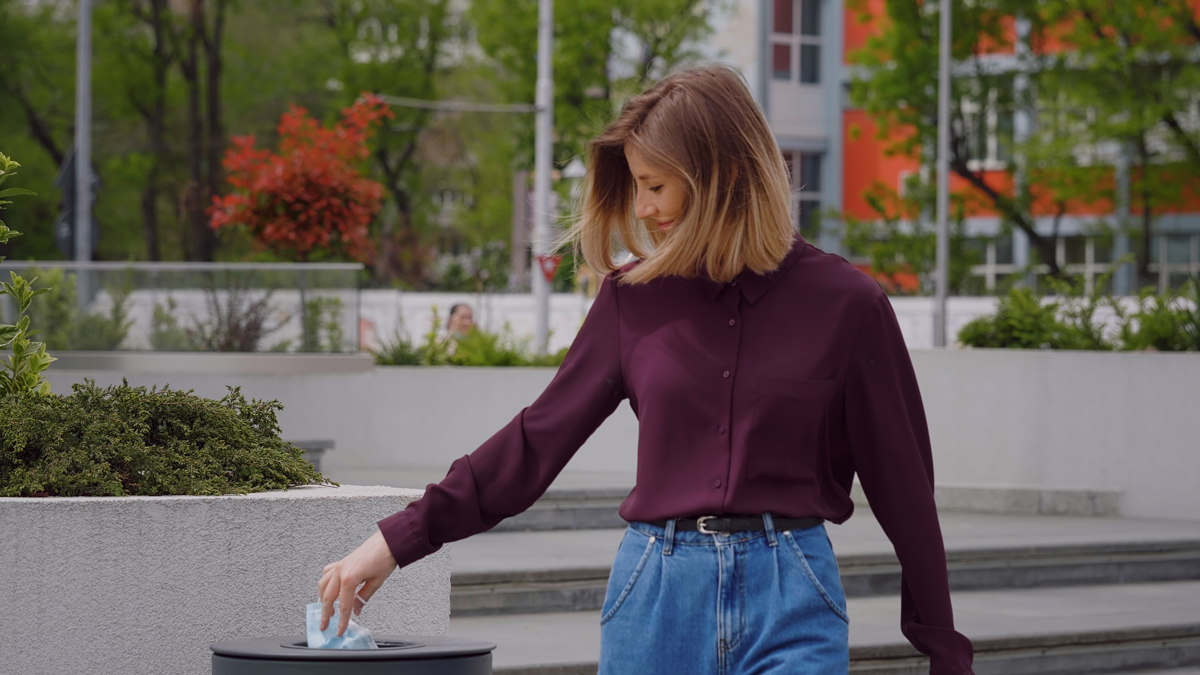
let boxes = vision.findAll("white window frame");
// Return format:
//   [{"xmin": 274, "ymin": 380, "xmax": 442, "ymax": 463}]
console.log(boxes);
[{"xmin": 770, "ymin": 0, "xmax": 821, "ymax": 86}]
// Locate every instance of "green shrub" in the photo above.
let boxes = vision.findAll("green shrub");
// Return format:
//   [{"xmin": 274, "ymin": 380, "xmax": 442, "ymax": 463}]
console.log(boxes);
[
  {"xmin": 301, "ymin": 296, "xmax": 345, "ymax": 353},
  {"xmin": 22, "ymin": 266, "xmax": 134, "ymax": 351},
  {"xmin": 150, "ymin": 297, "xmax": 195, "ymax": 351},
  {"xmin": 958, "ymin": 278, "xmax": 1199, "ymax": 352},
  {"xmin": 1114, "ymin": 280, "xmax": 1200, "ymax": 352},
  {"xmin": 957, "ymin": 288, "xmax": 1073, "ymax": 349},
  {"xmin": 0, "ymin": 151, "xmax": 54, "ymax": 396},
  {"xmin": 0, "ymin": 379, "xmax": 333, "ymax": 497}
]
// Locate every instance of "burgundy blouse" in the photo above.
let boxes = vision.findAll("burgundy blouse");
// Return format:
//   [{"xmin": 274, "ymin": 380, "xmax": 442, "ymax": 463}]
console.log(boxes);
[{"xmin": 378, "ymin": 234, "xmax": 975, "ymax": 674}]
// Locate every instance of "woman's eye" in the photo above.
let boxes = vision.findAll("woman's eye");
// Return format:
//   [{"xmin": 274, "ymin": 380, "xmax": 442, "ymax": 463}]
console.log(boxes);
[{"xmin": 650, "ymin": 186, "xmax": 662, "ymax": 193}]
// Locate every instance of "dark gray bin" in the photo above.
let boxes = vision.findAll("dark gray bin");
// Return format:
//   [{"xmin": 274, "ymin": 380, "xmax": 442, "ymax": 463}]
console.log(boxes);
[{"xmin": 210, "ymin": 634, "xmax": 496, "ymax": 674}]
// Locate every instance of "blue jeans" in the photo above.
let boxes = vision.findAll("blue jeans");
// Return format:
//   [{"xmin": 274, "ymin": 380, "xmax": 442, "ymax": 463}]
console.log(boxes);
[{"xmin": 598, "ymin": 514, "xmax": 850, "ymax": 675}]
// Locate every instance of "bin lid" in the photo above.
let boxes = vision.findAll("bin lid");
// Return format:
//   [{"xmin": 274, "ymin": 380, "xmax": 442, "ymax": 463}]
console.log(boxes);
[{"xmin": 209, "ymin": 634, "xmax": 496, "ymax": 661}]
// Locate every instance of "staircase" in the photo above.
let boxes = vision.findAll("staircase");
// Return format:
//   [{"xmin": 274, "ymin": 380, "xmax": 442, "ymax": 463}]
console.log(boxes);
[{"xmin": 443, "ymin": 486, "xmax": 1200, "ymax": 675}]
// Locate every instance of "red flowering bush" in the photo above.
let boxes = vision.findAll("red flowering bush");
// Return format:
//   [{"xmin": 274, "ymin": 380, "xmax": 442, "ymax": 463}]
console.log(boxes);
[{"xmin": 209, "ymin": 95, "xmax": 394, "ymax": 262}]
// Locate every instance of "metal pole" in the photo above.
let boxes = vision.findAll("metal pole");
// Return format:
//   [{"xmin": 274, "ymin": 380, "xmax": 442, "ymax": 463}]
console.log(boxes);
[
  {"xmin": 75, "ymin": 0, "xmax": 93, "ymax": 309},
  {"xmin": 933, "ymin": 0, "xmax": 952, "ymax": 348},
  {"xmin": 532, "ymin": 0, "xmax": 554, "ymax": 353}
]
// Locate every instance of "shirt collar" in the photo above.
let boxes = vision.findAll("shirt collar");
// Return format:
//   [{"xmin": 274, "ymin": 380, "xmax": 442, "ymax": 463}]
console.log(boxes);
[{"xmin": 705, "ymin": 233, "xmax": 806, "ymax": 304}]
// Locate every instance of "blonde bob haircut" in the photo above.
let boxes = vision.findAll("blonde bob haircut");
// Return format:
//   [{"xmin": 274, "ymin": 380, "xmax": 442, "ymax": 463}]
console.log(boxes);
[{"xmin": 570, "ymin": 64, "xmax": 795, "ymax": 285}]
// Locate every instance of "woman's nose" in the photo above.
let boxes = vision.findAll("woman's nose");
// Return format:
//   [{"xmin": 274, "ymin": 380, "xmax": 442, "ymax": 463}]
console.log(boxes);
[{"xmin": 635, "ymin": 194, "xmax": 657, "ymax": 219}]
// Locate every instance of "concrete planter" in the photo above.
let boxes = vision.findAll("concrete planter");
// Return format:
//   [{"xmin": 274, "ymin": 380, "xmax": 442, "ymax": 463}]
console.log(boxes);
[
  {"xmin": 44, "ymin": 349, "xmax": 1200, "ymax": 521},
  {"xmin": 0, "ymin": 485, "xmax": 450, "ymax": 675}
]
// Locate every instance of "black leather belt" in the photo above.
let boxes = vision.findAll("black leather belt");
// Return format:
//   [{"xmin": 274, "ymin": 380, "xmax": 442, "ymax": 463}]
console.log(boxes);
[{"xmin": 649, "ymin": 515, "xmax": 824, "ymax": 534}]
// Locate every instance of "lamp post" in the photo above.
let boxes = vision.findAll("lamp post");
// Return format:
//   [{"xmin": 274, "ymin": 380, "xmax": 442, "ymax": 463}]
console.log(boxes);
[
  {"xmin": 532, "ymin": 0, "xmax": 554, "ymax": 353},
  {"xmin": 75, "ymin": 0, "xmax": 93, "ymax": 309},
  {"xmin": 933, "ymin": 0, "xmax": 952, "ymax": 347}
]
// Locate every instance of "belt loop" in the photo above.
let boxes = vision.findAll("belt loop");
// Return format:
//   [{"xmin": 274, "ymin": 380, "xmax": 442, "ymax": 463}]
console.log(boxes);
[
  {"xmin": 762, "ymin": 512, "xmax": 778, "ymax": 547},
  {"xmin": 663, "ymin": 518, "xmax": 676, "ymax": 556}
]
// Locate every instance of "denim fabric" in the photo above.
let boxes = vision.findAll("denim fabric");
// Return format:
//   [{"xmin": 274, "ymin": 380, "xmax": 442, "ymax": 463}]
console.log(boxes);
[{"xmin": 598, "ymin": 516, "xmax": 850, "ymax": 675}]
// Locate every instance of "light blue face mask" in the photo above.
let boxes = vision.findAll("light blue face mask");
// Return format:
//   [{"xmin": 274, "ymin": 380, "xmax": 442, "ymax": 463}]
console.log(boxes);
[{"xmin": 306, "ymin": 601, "xmax": 379, "ymax": 649}]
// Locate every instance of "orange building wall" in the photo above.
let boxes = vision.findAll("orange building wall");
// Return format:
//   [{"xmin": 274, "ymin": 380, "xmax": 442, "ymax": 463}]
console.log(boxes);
[
  {"xmin": 843, "ymin": 0, "xmax": 885, "ymax": 63},
  {"xmin": 842, "ymin": 110, "xmax": 920, "ymax": 220}
]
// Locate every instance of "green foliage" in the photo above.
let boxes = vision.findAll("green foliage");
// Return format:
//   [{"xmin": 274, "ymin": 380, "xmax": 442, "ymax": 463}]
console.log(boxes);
[
  {"xmin": 1113, "ymin": 281, "xmax": 1200, "ymax": 352},
  {"xmin": 840, "ymin": 179, "xmax": 980, "ymax": 295},
  {"xmin": 373, "ymin": 306, "xmax": 567, "ymax": 367},
  {"xmin": 0, "ymin": 379, "xmax": 333, "ymax": 497},
  {"xmin": 22, "ymin": 267, "xmax": 134, "ymax": 351},
  {"xmin": 150, "ymin": 297, "xmax": 194, "ymax": 351},
  {"xmin": 188, "ymin": 286, "xmax": 287, "ymax": 352},
  {"xmin": 958, "ymin": 277, "xmax": 1199, "ymax": 352},
  {"xmin": 846, "ymin": 0, "xmax": 1200, "ymax": 282},
  {"xmin": 301, "ymin": 296, "xmax": 345, "ymax": 353},
  {"xmin": 0, "ymin": 152, "xmax": 54, "ymax": 396},
  {"xmin": 957, "ymin": 288, "xmax": 1072, "ymax": 350}
]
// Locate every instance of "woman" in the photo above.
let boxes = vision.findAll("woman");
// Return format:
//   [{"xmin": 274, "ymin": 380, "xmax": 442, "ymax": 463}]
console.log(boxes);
[{"xmin": 319, "ymin": 65, "xmax": 975, "ymax": 674}]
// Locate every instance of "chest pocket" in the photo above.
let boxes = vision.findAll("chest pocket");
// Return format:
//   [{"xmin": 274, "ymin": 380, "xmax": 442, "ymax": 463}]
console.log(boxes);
[{"xmin": 743, "ymin": 377, "xmax": 838, "ymax": 486}]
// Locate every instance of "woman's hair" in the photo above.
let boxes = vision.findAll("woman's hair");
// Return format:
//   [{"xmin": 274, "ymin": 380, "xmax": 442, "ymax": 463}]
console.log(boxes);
[{"xmin": 569, "ymin": 64, "xmax": 795, "ymax": 285}]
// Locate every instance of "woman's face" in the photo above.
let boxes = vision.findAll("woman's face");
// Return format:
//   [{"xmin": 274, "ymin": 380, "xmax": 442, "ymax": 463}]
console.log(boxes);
[{"xmin": 624, "ymin": 144, "xmax": 686, "ymax": 232}]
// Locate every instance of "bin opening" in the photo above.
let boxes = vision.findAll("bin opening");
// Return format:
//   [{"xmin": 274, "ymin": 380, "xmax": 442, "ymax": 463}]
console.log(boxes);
[{"xmin": 281, "ymin": 639, "xmax": 424, "ymax": 651}]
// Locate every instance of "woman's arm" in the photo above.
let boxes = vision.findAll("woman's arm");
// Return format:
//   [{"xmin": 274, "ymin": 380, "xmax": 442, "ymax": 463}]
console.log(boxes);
[
  {"xmin": 319, "ymin": 274, "xmax": 626, "ymax": 635},
  {"xmin": 843, "ymin": 292, "xmax": 975, "ymax": 675}
]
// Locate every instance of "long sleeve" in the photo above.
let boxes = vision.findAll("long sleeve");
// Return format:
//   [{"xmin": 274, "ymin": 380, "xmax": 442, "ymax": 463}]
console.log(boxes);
[
  {"xmin": 377, "ymin": 274, "xmax": 627, "ymax": 569},
  {"xmin": 843, "ymin": 292, "xmax": 975, "ymax": 675}
]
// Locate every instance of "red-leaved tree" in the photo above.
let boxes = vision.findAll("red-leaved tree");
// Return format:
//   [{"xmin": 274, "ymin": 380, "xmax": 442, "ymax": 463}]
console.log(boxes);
[{"xmin": 209, "ymin": 94, "xmax": 394, "ymax": 262}]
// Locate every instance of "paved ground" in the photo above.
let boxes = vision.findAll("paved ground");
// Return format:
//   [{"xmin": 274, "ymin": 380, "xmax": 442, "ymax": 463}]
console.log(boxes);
[
  {"xmin": 446, "ymin": 580, "xmax": 1200, "ymax": 671},
  {"xmin": 449, "ymin": 509, "xmax": 1200, "ymax": 579}
]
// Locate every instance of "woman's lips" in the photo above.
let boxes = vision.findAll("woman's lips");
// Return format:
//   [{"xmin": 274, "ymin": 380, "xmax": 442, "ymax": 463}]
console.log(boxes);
[{"xmin": 656, "ymin": 220, "xmax": 674, "ymax": 230}]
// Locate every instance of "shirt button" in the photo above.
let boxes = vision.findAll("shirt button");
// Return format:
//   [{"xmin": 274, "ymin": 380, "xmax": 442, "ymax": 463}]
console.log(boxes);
[
  {"xmin": 718, "ymin": 425, "xmax": 726, "ymax": 435},
  {"xmin": 728, "ymin": 319, "xmax": 736, "ymax": 327},
  {"xmin": 722, "ymin": 370, "xmax": 730, "ymax": 379},
  {"xmin": 714, "ymin": 479, "xmax": 722, "ymax": 488}
]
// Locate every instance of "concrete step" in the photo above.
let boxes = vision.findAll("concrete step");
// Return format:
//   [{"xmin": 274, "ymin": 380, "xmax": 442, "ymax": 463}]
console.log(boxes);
[
  {"xmin": 491, "ymin": 488, "xmax": 630, "ymax": 533},
  {"xmin": 444, "ymin": 580, "xmax": 1200, "ymax": 675},
  {"xmin": 451, "ymin": 511, "xmax": 1200, "ymax": 617}
]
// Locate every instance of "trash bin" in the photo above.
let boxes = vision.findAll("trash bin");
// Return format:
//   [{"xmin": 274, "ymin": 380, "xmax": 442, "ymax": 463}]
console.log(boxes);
[{"xmin": 210, "ymin": 634, "xmax": 496, "ymax": 674}]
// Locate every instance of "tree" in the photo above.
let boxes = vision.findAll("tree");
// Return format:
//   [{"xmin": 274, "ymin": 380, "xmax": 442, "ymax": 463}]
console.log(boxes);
[
  {"xmin": 468, "ymin": 0, "xmax": 720, "ymax": 164},
  {"xmin": 209, "ymin": 95, "xmax": 392, "ymax": 262},
  {"xmin": 1027, "ymin": 0, "xmax": 1200, "ymax": 286},
  {"xmin": 316, "ymin": 0, "xmax": 459, "ymax": 283},
  {"xmin": 847, "ymin": 0, "xmax": 1200, "ymax": 288}
]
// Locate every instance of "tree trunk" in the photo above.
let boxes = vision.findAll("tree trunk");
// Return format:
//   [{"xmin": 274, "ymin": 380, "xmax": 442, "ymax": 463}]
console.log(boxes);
[
  {"xmin": 139, "ymin": 0, "xmax": 170, "ymax": 261},
  {"xmin": 203, "ymin": 0, "xmax": 226, "ymax": 235},
  {"xmin": 178, "ymin": 0, "xmax": 207, "ymax": 260}
]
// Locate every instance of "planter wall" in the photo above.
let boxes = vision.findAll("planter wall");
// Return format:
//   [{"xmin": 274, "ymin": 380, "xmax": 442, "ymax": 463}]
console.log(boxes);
[
  {"xmin": 0, "ymin": 485, "xmax": 450, "ymax": 675},
  {"xmin": 44, "ymin": 349, "xmax": 1200, "ymax": 521}
]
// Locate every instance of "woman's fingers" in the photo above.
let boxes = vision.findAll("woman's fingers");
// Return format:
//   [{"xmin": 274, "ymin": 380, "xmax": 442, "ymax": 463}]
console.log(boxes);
[
  {"xmin": 337, "ymin": 575, "xmax": 358, "ymax": 636},
  {"xmin": 319, "ymin": 573, "xmax": 342, "ymax": 632}
]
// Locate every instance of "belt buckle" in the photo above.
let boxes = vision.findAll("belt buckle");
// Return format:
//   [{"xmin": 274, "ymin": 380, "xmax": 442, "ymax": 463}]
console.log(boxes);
[{"xmin": 696, "ymin": 515, "xmax": 723, "ymax": 535}]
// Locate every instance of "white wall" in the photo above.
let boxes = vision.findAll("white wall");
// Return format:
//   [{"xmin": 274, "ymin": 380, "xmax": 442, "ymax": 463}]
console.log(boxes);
[
  {"xmin": 45, "ymin": 350, "xmax": 1200, "ymax": 521},
  {"xmin": 912, "ymin": 350, "xmax": 1200, "ymax": 521},
  {"xmin": 0, "ymin": 486, "xmax": 450, "ymax": 675}
]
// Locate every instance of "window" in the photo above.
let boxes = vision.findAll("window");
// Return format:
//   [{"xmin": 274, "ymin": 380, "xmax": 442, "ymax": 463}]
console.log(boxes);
[
  {"xmin": 961, "ymin": 79, "xmax": 1014, "ymax": 170},
  {"xmin": 1149, "ymin": 234, "xmax": 1200, "ymax": 292},
  {"xmin": 968, "ymin": 235, "xmax": 1124, "ymax": 295},
  {"xmin": 771, "ymin": 0, "xmax": 821, "ymax": 85},
  {"xmin": 784, "ymin": 150, "xmax": 823, "ymax": 240}
]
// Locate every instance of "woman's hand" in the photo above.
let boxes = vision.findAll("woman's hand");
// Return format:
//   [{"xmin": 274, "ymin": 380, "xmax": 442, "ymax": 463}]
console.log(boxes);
[{"xmin": 318, "ymin": 529, "xmax": 398, "ymax": 636}]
